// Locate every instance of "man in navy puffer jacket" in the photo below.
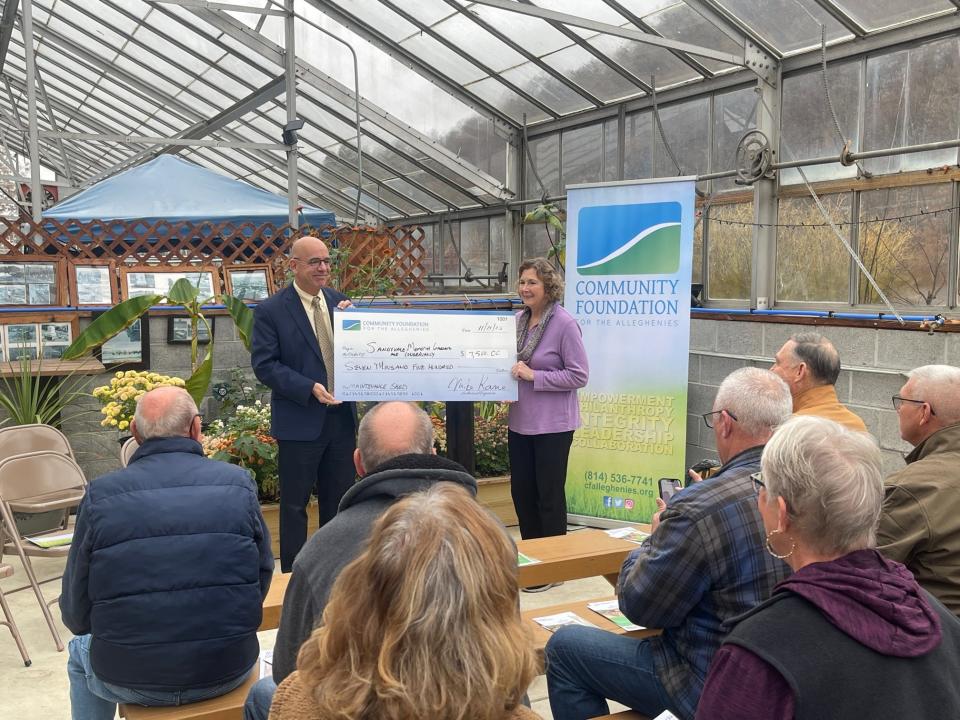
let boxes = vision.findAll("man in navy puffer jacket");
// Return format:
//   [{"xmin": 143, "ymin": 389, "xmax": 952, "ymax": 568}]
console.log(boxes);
[{"xmin": 61, "ymin": 386, "xmax": 273, "ymax": 720}]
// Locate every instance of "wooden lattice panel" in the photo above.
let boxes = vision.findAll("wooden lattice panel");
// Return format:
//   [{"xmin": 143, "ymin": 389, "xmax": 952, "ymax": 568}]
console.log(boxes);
[{"xmin": 0, "ymin": 216, "xmax": 428, "ymax": 299}]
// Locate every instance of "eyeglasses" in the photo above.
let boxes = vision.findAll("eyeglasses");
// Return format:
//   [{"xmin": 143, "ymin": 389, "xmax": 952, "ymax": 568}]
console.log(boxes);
[
  {"xmin": 293, "ymin": 257, "xmax": 332, "ymax": 267},
  {"xmin": 701, "ymin": 409, "xmax": 738, "ymax": 429},
  {"xmin": 750, "ymin": 471, "xmax": 765, "ymax": 495},
  {"xmin": 892, "ymin": 395, "xmax": 935, "ymax": 415}
]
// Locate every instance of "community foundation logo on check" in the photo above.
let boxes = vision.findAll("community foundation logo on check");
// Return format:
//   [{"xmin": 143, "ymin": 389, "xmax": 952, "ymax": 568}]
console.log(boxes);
[
  {"xmin": 577, "ymin": 202, "xmax": 682, "ymax": 275},
  {"xmin": 342, "ymin": 319, "xmax": 362, "ymax": 331}
]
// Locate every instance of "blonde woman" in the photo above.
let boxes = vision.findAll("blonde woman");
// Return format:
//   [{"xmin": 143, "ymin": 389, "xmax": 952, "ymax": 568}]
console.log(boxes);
[{"xmin": 268, "ymin": 484, "xmax": 540, "ymax": 720}]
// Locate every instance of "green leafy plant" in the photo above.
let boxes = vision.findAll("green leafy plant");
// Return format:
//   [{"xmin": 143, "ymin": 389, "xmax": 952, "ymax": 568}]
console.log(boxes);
[
  {"xmin": 62, "ymin": 277, "xmax": 254, "ymax": 406},
  {"xmin": 0, "ymin": 353, "xmax": 92, "ymax": 428},
  {"xmin": 426, "ymin": 402, "xmax": 509, "ymax": 478},
  {"xmin": 212, "ymin": 368, "xmax": 269, "ymax": 417},
  {"xmin": 329, "ymin": 241, "xmax": 400, "ymax": 300},
  {"xmin": 202, "ymin": 400, "xmax": 278, "ymax": 502},
  {"xmin": 523, "ymin": 202, "xmax": 566, "ymax": 269}
]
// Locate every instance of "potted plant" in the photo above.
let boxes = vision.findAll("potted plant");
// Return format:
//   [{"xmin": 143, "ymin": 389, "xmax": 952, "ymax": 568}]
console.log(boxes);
[
  {"xmin": 63, "ymin": 278, "xmax": 253, "ymax": 405},
  {"xmin": 91, "ymin": 371, "xmax": 187, "ymax": 439},
  {"xmin": 428, "ymin": 402, "xmax": 514, "ymax": 525}
]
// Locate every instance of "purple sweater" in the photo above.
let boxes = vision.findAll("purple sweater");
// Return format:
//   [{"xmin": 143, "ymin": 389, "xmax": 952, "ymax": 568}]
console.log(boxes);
[
  {"xmin": 508, "ymin": 305, "xmax": 589, "ymax": 435},
  {"xmin": 695, "ymin": 549, "xmax": 943, "ymax": 720}
]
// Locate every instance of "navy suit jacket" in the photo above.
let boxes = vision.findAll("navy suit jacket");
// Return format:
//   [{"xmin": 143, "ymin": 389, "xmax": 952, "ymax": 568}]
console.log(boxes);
[{"xmin": 251, "ymin": 284, "xmax": 354, "ymax": 442}]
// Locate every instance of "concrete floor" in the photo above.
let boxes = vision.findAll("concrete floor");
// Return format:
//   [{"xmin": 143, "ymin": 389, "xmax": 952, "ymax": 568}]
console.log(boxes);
[{"xmin": 0, "ymin": 526, "xmax": 628, "ymax": 719}]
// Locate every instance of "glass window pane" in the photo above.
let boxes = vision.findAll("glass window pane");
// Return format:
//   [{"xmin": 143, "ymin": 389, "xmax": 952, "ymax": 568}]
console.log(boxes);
[
  {"xmin": 623, "ymin": 111, "xmax": 652, "ymax": 180},
  {"xmin": 500, "ymin": 63, "xmax": 594, "ymax": 116},
  {"xmin": 643, "ymin": 4, "xmax": 743, "ymax": 74},
  {"xmin": 712, "ymin": 86, "xmax": 759, "ymax": 193},
  {"xmin": 562, "ymin": 124, "xmax": 603, "ymax": 187},
  {"xmin": 714, "ymin": 0, "xmax": 850, "ymax": 55},
  {"xmin": 859, "ymin": 184, "xmax": 951, "ymax": 307},
  {"xmin": 863, "ymin": 38, "xmax": 960, "ymax": 175},
  {"xmin": 463, "ymin": 4, "xmax": 571, "ymax": 58},
  {"xmin": 460, "ymin": 218, "xmax": 489, "ymax": 277},
  {"xmin": 777, "ymin": 194, "xmax": 851, "ymax": 303},
  {"xmin": 490, "ymin": 215, "xmax": 507, "ymax": 282},
  {"xmin": 542, "ymin": 44, "xmax": 642, "ymax": 104},
  {"xmin": 831, "ymin": 0, "xmax": 953, "ymax": 32},
  {"xmin": 465, "ymin": 77, "xmax": 549, "ymax": 125},
  {"xmin": 590, "ymin": 35, "xmax": 699, "ymax": 90},
  {"xmin": 655, "ymin": 98, "xmax": 709, "ymax": 177},
  {"xmin": 432, "ymin": 12, "xmax": 529, "ymax": 72},
  {"xmin": 706, "ymin": 202, "xmax": 753, "ymax": 300},
  {"xmin": 525, "ymin": 134, "xmax": 560, "ymax": 197},
  {"xmin": 693, "ymin": 212, "xmax": 703, "ymax": 285},
  {"xmin": 399, "ymin": 34, "xmax": 486, "ymax": 85},
  {"xmin": 603, "ymin": 118, "xmax": 619, "ymax": 182},
  {"xmin": 780, "ymin": 61, "xmax": 860, "ymax": 184}
]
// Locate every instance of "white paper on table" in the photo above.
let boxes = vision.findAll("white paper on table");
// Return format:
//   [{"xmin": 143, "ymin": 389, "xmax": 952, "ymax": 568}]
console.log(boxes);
[
  {"xmin": 533, "ymin": 611, "xmax": 599, "ymax": 633},
  {"xmin": 258, "ymin": 650, "xmax": 273, "ymax": 680}
]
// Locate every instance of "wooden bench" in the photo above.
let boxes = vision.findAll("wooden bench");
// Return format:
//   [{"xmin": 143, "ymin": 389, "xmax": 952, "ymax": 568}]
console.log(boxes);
[
  {"xmin": 517, "ymin": 526, "xmax": 648, "ymax": 588},
  {"xmin": 119, "ymin": 668, "xmax": 258, "ymax": 720},
  {"xmin": 258, "ymin": 572, "xmax": 289, "ymax": 632}
]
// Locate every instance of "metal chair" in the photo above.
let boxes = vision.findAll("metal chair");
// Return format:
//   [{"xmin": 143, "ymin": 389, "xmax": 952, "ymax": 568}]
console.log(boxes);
[
  {"xmin": 0, "ymin": 451, "xmax": 87, "ymax": 651},
  {"xmin": 120, "ymin": 436, "xmax": 140, "ymax": 467},
  {"xmin": 0, "ymin": 562, "xmax": 31, "ymax": 666},
  {"xmin": 0, "ymin": 423, "xmax": 79, "ymax": 462}
]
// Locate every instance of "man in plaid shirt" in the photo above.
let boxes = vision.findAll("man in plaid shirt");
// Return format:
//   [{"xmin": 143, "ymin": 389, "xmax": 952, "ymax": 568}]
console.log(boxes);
[{"xmin": 545, "ymin": 368, "xmax": 793, "ymax": 720}]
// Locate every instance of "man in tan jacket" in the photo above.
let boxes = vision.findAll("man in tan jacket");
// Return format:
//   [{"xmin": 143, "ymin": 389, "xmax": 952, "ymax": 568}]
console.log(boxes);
[
  {"xmin": 770, "ymin": 332, "xmax": 867, "ymax": 432},
  {"xmin": 877, "ymin": 364, "xmax": 960, "ymax": 615}
]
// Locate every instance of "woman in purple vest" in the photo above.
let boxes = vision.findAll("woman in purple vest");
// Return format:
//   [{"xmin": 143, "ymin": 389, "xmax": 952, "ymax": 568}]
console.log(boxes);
[
  {"xmin": 509, "ymin": 258, "xmax": 588, "ymax": 554},
  {"xmin": 696, "ymin": 415, "xmax": 960, "ymax": 720}
]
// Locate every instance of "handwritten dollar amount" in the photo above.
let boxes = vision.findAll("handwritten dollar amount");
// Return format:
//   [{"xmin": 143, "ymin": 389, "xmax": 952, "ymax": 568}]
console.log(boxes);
[{"xmin": 461, "ymin": 349, "xmax": 507, "ymax": 359}]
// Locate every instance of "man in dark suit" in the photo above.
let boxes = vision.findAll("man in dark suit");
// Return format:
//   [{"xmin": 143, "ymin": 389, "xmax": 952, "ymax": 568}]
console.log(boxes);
[{"xmin": 251, "ymin": 235, "xmax": 356, "ymax": 572}]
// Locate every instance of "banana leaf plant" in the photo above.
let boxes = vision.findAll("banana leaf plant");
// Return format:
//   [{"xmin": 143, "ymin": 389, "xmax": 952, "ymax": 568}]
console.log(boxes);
[{"xmin": 62, "ymin": 278, "xmax": 254, "ymax": 406}]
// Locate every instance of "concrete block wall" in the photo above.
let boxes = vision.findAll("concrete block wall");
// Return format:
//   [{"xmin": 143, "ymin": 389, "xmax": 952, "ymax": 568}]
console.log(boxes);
[
  {"xmin": 684, "ymin": 318, "xmax": 946, "ymax": 476},
  {"xmin": 61, "ymin": 314, "xmax": 255, "ymax": 481}
]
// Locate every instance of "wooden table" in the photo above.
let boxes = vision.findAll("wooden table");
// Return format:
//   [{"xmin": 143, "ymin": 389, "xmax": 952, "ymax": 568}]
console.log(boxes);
[
  {"xmin": 523, "ymin": 597, "xmax": 660, "ymax": 663},
  {"xmin": 517, "ymin": 526, "xmax": 649, "ymax": 588}
]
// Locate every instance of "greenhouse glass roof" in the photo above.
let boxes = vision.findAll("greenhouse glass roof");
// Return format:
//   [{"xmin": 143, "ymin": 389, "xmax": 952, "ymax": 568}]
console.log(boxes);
[{"xmin": 1, "ymin": 0, "xmax": 957, "ymax": 222}]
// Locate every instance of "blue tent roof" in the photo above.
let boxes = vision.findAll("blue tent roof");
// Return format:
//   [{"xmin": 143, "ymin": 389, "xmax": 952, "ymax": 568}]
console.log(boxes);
[{"xmin": 43, "ymin": 155, "xmax": 336, "ymax": 226}]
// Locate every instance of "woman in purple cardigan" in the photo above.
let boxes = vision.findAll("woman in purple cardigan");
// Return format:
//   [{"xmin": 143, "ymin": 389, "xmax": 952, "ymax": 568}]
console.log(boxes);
[{"xmin": 509, "ymin": 258, "xmax": 589, "ymax": 548}]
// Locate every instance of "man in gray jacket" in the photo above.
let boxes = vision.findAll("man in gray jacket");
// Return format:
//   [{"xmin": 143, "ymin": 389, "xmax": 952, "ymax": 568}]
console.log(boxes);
[{"xmin": 243, "ymin": 401, "xmax": 477, "ymax": 719}]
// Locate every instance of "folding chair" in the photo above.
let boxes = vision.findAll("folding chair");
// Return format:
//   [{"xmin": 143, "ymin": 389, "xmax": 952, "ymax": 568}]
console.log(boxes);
[
  {"xmin": 120, "ymin": 436, "xmax": 140, "ymax": 467},
  {"xmin": 0, "ymin": 423, "xmax": 79, "ymax": 462},
  {"xmin": 0, "ymin": 451, "xmax": 87, "ymax": 651},
  {"xmin": 0, "ymin": 562, "xmax": 31, "ymax": 666}
]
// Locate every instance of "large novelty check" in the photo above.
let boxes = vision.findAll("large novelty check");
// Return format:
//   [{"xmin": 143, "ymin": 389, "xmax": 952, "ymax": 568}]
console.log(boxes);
[{"xmin": 333, "ymin": 309, "xmax": 518, "ymax": 401}]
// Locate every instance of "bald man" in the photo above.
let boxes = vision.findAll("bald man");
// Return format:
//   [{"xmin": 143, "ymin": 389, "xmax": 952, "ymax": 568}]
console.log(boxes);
[
  {"xmin": 251, "ymin": 235, "xmax": 358, "ymax": 571},
  {"xmin": 243, "ymin": 402, "xmax": 478, "ymax": 720},
  {"xmin": 62, "ymin": 387, "xmax": 273, "ymax": 718}
]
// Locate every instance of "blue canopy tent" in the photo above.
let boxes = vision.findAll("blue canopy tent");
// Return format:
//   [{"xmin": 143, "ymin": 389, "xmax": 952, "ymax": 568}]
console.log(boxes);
[{"xmin": 43, "ymin": 155, "xmax": 335, "ymax": 226}]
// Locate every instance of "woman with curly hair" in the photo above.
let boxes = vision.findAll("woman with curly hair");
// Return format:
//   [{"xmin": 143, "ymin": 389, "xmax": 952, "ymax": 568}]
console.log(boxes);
[
  {"xmin": 510, "ymin": 257, "xmax": 589, "ymax": 551},
  {"xmin": 267, "ymin": 483, "xmax": 540, "ymax": 720}
]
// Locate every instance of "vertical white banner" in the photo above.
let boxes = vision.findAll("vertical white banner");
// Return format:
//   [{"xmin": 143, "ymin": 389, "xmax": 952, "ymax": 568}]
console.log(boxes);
[{"xmin": 565, "ymin": 178, "xmax": 695, "ymax": 524}]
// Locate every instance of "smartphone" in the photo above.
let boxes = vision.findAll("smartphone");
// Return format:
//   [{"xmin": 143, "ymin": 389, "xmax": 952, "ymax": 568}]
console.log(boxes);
[{"xmin": 658, "ymin": 478, "xmax": 683, "ymax": 502}]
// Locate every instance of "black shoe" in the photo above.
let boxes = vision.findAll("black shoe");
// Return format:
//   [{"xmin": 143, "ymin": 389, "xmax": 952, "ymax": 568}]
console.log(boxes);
[{"xmin": 521, "ymin": 583, "xmax": 556, "ymax": 593}]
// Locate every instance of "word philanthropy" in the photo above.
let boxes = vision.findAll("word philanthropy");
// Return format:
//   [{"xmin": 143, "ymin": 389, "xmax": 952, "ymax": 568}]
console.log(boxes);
[{"xmin": 576, "ymin": 392, "xmax": 677, "ymax": 453}]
